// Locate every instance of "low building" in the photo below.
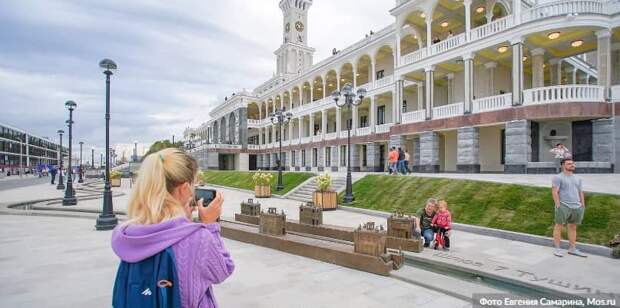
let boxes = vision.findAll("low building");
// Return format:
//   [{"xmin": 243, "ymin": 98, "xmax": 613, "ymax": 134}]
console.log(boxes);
[
  {"xmin": 185, "ymin": 0, "xmax": 620, "ymax": 174},
  {"xmin": 0, "ymin": 122, "xmax": 66, "ymax": 174}
]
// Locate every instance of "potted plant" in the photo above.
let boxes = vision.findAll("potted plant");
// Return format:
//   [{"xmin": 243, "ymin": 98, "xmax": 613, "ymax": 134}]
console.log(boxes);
[
  {"xmin": 252, "ymin": 170, "xmax": 273, "ymax": 198},
  {"xmin": 312, "ymin": 173, "xmax": 337, "ymax": 210},
  {"xmin": 110, "ymin": 170, "xmax": 122, "ymax": 187}
]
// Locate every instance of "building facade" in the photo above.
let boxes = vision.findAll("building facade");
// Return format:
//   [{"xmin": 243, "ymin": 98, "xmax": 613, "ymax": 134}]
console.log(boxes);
[
  {"xmin": 0, "ymin": 122, "xmax": 66, "ymax": 173},
  {"xmin": 186, "ymin": 0, "xmax": 620, "ymax": 173}
]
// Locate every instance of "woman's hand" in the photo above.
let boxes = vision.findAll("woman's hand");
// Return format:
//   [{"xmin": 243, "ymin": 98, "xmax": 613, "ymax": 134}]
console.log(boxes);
[{"xmin": 198, "ymin": 191, "xmax": 223, "ymax": 224}]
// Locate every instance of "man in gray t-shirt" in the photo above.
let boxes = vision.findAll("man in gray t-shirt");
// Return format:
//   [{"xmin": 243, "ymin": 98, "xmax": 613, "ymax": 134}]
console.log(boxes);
[{"xmin": 551, "ymin": 158, "xmax": 586, "ymax": 258}]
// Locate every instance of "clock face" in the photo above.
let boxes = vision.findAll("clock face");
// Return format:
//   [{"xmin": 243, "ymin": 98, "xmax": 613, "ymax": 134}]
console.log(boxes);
[
  {"xmin": 295, "ymin": 21, "xmax": 304, "ymax": 32},
  {"xmin": 285, "ymin": 22, "xmax": 290, "ymax": 32}
]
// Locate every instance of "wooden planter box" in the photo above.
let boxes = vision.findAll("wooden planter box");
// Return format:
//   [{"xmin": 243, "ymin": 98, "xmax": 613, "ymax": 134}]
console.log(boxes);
[
  {"xmin": 312, "ymin": 190, "xmax": 337, "ymax": 210},
  {"xmin": 111, "ymin": 178, "xmax": 121, "ymax": 187},
  {"xmin": 254, "ymin": 184, "xmax": 271, "ymax": 198}
]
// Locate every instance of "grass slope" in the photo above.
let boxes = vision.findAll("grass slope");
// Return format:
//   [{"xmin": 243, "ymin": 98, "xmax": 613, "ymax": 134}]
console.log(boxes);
[
  {"xmin": 339, "ymin": 175, "xmax": 619, "ymax": 245},
  {"xmin": 201, "ymin": 171, "xmax": 314, "ymax": 195}
]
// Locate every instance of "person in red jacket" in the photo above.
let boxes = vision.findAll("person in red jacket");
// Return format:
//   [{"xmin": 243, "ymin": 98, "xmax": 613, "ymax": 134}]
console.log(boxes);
[{"xmin": 431, "ymin": 199, "xmax": 452, "ymax": 250}]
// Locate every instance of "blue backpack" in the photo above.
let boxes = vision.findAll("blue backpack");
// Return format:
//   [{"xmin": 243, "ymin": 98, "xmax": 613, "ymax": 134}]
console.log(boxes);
[{"xmin": 112, "ymin": 247, "xmax": 182, "ymax": 308}]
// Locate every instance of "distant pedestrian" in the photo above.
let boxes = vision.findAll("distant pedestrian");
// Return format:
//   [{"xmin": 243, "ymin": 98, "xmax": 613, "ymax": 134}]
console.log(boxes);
[
  {"xmin": 552, "ymin": 158, "xmax": 586, "ymax": 258},
  {"xmin": 404, "ymin": 150, "xmax": 411, "ymax": 174},
  {"xmin": 550, "ymin": 143, "xmax": 571, "ymax": 173},
  {"xmin": 388, "ymin": 147, "xmax": 398, "ymax": 175},
  {"xmin": 50, "ymin": 166, "xmax": 57, "ymax": 185},
  {"xmin": 397, "ymin": 147, "xmax": 405, "ymax": 175}
]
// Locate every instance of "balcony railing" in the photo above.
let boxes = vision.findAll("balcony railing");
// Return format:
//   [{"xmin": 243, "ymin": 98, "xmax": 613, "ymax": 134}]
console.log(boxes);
[
  {"xmin": 612, "ymin": 85, "xmax": 620, "ymax": 102},
  {"xmin": 375, "ymin": 124, "xmax": 391, "ymax": 134},
  {"xmin": 356, "ymin": 126, "xmax": 371, "ymax": 136},
  {"xmin": 312, "ymin": 135, "xmax": 323, "ymax": 142},
  {"xmin": 470, "ymin": 15, "xmax": 514, "ymax": 41},
  {"xmin": 374, "ymin": 75, "xmax": 394, "ymax": 89},
  {"xmin": 432, "ymin": 102, "xmax": 464, "ymax": 119},
  {"xmin": 430, "ymin": 32, "xmax": 466, "ymax": 56},
  {"xmin": 523, "ymin": 85, "xmax": 605, "ymax": 105},
  {"xmin": 301, "ymin": 136, "xmax": 311, "ymax": 144},
  {"xmin": 247, "ymin": 144, "xmax": 261, "ymax": 150},
  {"xmin": 339, "ymin": 130, "xmax": 354, "ymax": 139},
  {"xmin": 402, "ymin": 109, "xmax": 425, "ymax": 124},
  {"xmin": 325, "ymin": 132, "xmax": 338, "ymax": 140},
  {"xmin": 247, "ymin": 119, "xmax": 261, "ymax": 126},
  {"xmin": 522, "ymin": 0, "xmax": 605, "ymax": 23},
  {"xmin": 472, "ymin": 93, "xmax": 512, "ymax": 113},
  {"xmin": 401, "ymin": 48, "xmax": 427, "ymax": 66}
]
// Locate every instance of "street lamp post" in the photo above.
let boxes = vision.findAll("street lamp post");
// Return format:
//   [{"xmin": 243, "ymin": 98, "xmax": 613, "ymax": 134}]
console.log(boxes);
[
  {"xmin": 56, "ymin": 130, "xmax": 65, "ymax": 190},
  {"xmin": 100, "ymin": 153, "xmax": 104, "ymax": 169},
  {"xmin": 133, "ymin": 140, "xmax": 138, "ymax": 162},
  {"xmin": 96, "ymin": 58, "xmax": 118, "ymax": 230},
  {"xmin": 270, "ymin": 108, "xmax": 292, "ymax": 191},
  {"xmin": 62, "ymin": 100, "xmax": 78, "ymax": 206},
  {"xmin": 78, "ymin": 141, "xmax": 84, "ymax": 183},
  {"xmin": 331, "ymin": 83, "xmax": 366, "ymax": 204},
  {"xmin": 91, "ymin": 147, "xmax": 95, "ymax": 169}
]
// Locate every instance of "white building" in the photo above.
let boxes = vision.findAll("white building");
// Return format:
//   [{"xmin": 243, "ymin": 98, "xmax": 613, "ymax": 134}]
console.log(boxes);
[{"xmin": 185, "ymin": 0, "xmax": 620, "ymax": 174}]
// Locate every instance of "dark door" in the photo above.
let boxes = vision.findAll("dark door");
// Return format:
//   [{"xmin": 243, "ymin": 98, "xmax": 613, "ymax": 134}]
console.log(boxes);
[
  {"xmin": 249, "ymin": 155, "xmax": 257, "ymax": 170},
  {"xmin": 572, "ymin": 120, "xmax": 592, "ymax": 161},
  {"xmin": 531, "ymin": 121, "xmax": 540, "ymax": 162},
  {"xmin": 500, "ymin": 129, "xmax": 506, "ymax": 165},
  {"xmin": 379, "ymin": 145, "xmax": 386, "ymax": 171}
]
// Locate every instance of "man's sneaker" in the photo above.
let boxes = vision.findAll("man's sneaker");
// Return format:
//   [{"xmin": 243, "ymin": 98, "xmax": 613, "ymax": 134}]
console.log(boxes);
[
  {"xmin": 553, "ymin": 249, "xmax": 564, "ymax": 257},
  {"xmin": 568, "ymin": 248, "xmax": 587, "ymax": 258}
]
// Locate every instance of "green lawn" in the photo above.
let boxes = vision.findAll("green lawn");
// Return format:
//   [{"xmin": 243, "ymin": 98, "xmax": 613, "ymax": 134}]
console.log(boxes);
[
  {"xmin": 200, "ymin": 171, "xmax": 314, "ymax": 195},
  {"xmin": 339, "ymin": 175, "xmax": 620, "ymax": 246}
]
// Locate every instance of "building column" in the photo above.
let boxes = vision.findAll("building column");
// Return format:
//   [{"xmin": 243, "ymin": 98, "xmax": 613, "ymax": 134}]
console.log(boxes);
[
  {"xmin": 463, "ymin": 53, "xmax": 474, "ymax": 114},
  {"xmin": 571, "ymin": 68, "xmax": 578, "ymax": 85},
  {"xmin": 298, "ymin": 117, "xmax": 303, "ymax": 139},
  {"xmin": 309, "ymin": 85, "xmax": 313, "ymax": 103},
  {"xmin": 417, "ymin": 82, "xmax": 424, "ymax": 111},
  {"xmin": 322, "ymin": 78, "xmax": 327, "ymax": 99},
  {"xmin": 511, "ymin": 37, "xmax": 524, "ymax": 106},
  {"xmin": 425, "ymin": 15, "xmax": 433, "ymax": 52},
  {"xmin": 352, "ymin": 106, "xmax": 358, "ymax": 130},
  {"xmin": 309, "ymin": 114, "xmax": 315, "ymax": 136},
  {"xmin": 412, "ymin": 137, "xmax": 421, "ymax": 172},
  {"xmin": 298, "ymin": 86, "xmax": 303, "ymax": 105},
  {"xmin": 484, "ymin": 62, "xmax": 496, "ymax": 96},
  {"xmin": 464, "ymin": 0, "xmax": 472, "ymax": 41},
  {"xmin": 350, "ymin": 144, "xmax": 360, "ymax": 172},
  {"xmin": 257, "ymin": 154, "xmax": 263, "ymax": 170},
  {"xmin": 352, "ymin": 65, "xmax": 358, "ymax": 88},
  {"xmin": 369, "ymin": 96, "xmax": 376, "ymax": 132},
  {"xmin": 446, "ymin": 73, "xmax": 454, "ymax": 105},
  {"xmin": 336, "ymin": 108, "xmax": 342, "ymax": 133},
  {"xmin": 371, "ymin": 59, "xmax": 377, "ymax": 83},
  {"xmin": 336, "ymin": 71, "xmax": 341, "ymax": 91},
  {"xmin": 531, "ymin": 48, "xmax": 545, "ymax": 88},
  {"xmin": 419, "ymin": 131, "xmax": 440, "ymax": 173},
  {"xmin": 394, "ymin": 78, "xmax": 404, "ymax": 124},
  {"xmin": 366, "ymin": 143, "xmax": 382, "ymax": 172},
  {"xmin": 330, "ymin": 146, "xmax": 339, "ymax": 171},
  {"xmin": 424, "ymin": 66, "xmax": 435, "ymax": 119},
  {"xmin": 289, "ymin": 121, "xmax": 294, "ymax": 141},
  {"xmin": 389, "ymin": 134, "xmax": 406, "ymax": 150},
  {"xmin": 504, "ymin": 119, "xmax": 531, "ymax": 174},
  {"xmin": 457, "ymin": 127, "xmax": 480, "ymax": 173},
  {"xmin": 317, "ymin": 146, "xmax": 325, "ymax": 171},
  {"xmin": 321, "ymin": 110, "xmax": 327, "ymax": 137},
  {"xmin": 596, "ymin": 29, "xmax": 612, "ymax": 97},
  {"xmin": 612, "ymin": 45, "xmax": 620, "ymax": 85},
  {"xmin": 549, "ymin": 59, "xmax": 560, "ymax": 86},
  {"xmin": 592, "ymin": 118, "xmax": 614, "ymax": 167}
]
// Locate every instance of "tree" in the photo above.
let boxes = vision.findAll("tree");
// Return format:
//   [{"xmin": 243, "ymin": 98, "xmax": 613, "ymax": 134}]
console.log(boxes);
[{"xmin": 143, "ymin": 139, "xmax": 183, "ymax": 159}]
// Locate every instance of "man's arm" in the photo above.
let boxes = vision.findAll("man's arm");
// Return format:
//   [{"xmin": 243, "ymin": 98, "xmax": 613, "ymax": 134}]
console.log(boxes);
[
  {"xmin": 580, "ymin": 191, "xmax": 585, "ymax": 208},
  {"xmin": 552, "ymin": 186, "xmax": 561, "ymax": 209}
]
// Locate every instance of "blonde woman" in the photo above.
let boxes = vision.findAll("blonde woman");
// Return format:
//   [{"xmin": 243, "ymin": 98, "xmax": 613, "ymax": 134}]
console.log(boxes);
[{"xmin": 111, "ymin": 148, "xmax": 234, "ymax": 307}]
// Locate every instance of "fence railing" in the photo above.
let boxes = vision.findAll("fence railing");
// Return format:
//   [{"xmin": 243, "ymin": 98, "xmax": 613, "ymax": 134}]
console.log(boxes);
[
  {"xmin": 374, "ymin": 75, "xmax": 394, "ymax": 89},
  {"xmin": 375, "ymin": 124, "xmax": 391, "ymax": 134},
  {"xmin": 522, "ymin": 0, "xmax": 605, "ymax": 23},
  {"xmin": 356, "ymin": 126, "xmax": 371, "ymax": 136},
  {"xmin": 401, "ymin": 109, "xmax": 426, "ymax": 124},
  {"xmin": 470, "ymin": 15, "xmax": 514, "ymax": 41},
  {"xmin": 401, "ymin": 48, "xmax": 427, "ymax": 66},
  {"xmin": 430, "ymin": 32, "xmax": 466, "ymax": 56},
  {"xmin": 432, "ymin": 102, "xmax": 464, "ymax": 119},
  {"xmin": 472, "ymin": 93, "xmax": 512, "ymax": 113},
  {"xmin": 325, "ymin": 132, "xmax": 338, "ymax": 140},
  {"xmin": 523, "ymin": 85, "xmax": 605, "ymax": 105}
]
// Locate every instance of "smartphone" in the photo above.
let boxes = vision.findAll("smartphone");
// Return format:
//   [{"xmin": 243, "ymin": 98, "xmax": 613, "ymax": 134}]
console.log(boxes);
[{"xmin": 195, "ymin": 187, "xmax": 216, "ymax": 207}]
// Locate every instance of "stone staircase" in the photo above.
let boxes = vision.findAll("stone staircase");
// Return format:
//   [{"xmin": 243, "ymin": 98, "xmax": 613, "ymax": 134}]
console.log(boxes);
[{"xmin": 286, "ymin": 176, "xmax": 347, "ymax": 203}]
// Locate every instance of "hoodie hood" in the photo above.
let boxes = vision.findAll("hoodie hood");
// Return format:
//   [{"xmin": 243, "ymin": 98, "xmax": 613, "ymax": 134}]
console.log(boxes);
[{"xmin": 111, "ymin": 217, "xmax": 203, "ymax": 262}]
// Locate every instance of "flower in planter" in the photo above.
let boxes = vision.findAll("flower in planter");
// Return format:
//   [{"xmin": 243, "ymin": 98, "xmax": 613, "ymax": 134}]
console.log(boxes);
[
  {"xmin": 110, "ymin": 170, "xmax": 122, "ymax": 180},
  {"xmin": 315, "ymin": 173, "xmax": 332, "ymax": 192},
  {"xmin": 252, "ymin": 170, "xmax": 273, "ymax": 186}
]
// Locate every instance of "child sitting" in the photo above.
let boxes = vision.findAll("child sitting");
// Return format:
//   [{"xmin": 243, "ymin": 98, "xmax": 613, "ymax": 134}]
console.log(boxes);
[{"xmin": 431, "ymin": 200, "xmax": 452, "ymax": 250}]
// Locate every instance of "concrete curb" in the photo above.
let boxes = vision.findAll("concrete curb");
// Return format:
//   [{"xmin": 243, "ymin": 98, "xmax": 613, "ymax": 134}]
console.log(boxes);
[{"xmin": 338, "ymin": 205, "xmax": 613, "ymax": 258}]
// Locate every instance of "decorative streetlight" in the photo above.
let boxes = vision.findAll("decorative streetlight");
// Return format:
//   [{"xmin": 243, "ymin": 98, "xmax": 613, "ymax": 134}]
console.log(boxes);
[
  {"xmin": 56, "ymin": 129, "xmax": 65, "ymax": 190},
  {"xmin": 100, "ymin": 152, "xmax": 104, "ymax": 168},
  {"xmin": 91, "ymin": 147, "xmax": 95, "ymax": 169},
  {"xmin": 78, "ymin": 141, "xmax": 84, "ymax": 183},
  {"xmin": 133, "ymin": 140, "xmax": 138, "ymax": 162},
  {"xmin": 62, "ymin": 100, "xmax": 78, "ymax": 206},
  {"xmin": 96, "ymin": 58, "xmax": 118, "ymax": 230},
  {"xmin": 332, "ymin": 83, "xmax": 366, "ymax": 204},
  {"xmin": 270, "ymin": 108, "xmax": 292, "ymax": 191}
]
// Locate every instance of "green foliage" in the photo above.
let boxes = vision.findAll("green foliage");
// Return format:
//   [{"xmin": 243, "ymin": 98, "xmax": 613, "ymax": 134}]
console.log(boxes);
[
  {"xmin": 315, "ymin": 173, "xmax": 332, "ymax": 192},
  {"xmin": 339, "ymin": 175, "xmax": 620, "ymax": 245},
  {"xmin": 252, "ymin": 170, "xmax": 273, "ymax": 186},
  {"xmin": 200, "ymin": 171, "xmax": 313, "ymax": 195},
  {"xmin": 110, "ymin": 170, "xmax": 122, "ymax": 179},
  {"xmin": 143, "ymin": 139, "xmax": 182, "ymax": 159}
]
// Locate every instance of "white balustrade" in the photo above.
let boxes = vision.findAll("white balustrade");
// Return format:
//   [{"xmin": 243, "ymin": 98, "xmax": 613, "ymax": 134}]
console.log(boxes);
[
  {"xmin": 312, "ymin": 135, "xmax": 323, "ymax": 142},
  {"xmin": 432, "ymin": 102, "xmax": 464, "ymax": 119},
  {"xmin": 401, "ymin": 110, "xmax": 426, "ymax": 124},
  {"xmin": 325, "ymin": 132, "xmax": 338, "ymax": 140},
  {"xmin": 247, "ymin": 144, "xmax": 260, "ymax": 150},
  {"xmin": 472, "ymin": 93, "xmax": 512, "ymax": 113},
  {"xmin": 374, "ymin": 75, "xmax": 394, "ymax": 89},
  {"xmin": 470, "ymin": 15, "xmax": 514, "ymax": 41},
  {"xmin": 430, "ymin": 33, "xmax": 466, "ymax": 56},
  {"xmin": 301, "ymin": 136, "xmax": 311, "ymax": 144},
  {"xmin": 400, "ymin": 48, "xmax": 427, "ymax": 66},
  {"xmin": 247, "ymin": 119, "xmax": 261, "ymax": 126},
  {"xmin": 523, "ymin": 85, "xmax": 605, "ymax": 105},
  {"xmin": 283, "ymin": 140, "xmax": 290, "ymax": 147},
  {"xmin": 522, "ymin": 0, "xmax": 605, "ymax": 23},
  {"xmin": 375, "ymin": 124, "xmax": 391, "ymax": 134},
  {"xmin": 339, "ymin": 130, "xmax": 354, "ymax": 139},
  {"xmin": 611, "ymin": 85, "xmax": 620, "ymax": 102},
  {"xmin": 356, "ymin": 126, "xmax": 371, "ymax": 136}
]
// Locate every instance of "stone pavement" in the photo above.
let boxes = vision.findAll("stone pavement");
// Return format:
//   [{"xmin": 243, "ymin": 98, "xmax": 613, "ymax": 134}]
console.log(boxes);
[{"xmin": 0, "ymin": 214, "xmax": 469, "ymax": 308}]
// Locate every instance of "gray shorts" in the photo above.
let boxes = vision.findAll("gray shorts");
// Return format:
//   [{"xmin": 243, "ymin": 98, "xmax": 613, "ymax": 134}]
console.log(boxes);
[{"xmin": 554, "ymin": 204, "xmax": 584, "ymax": 225}]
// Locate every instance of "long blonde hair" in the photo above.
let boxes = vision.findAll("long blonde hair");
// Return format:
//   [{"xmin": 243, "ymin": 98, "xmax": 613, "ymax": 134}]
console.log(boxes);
[{"xmin": 127, "ymin": 148, "xmax": 198, "ymax": 224}]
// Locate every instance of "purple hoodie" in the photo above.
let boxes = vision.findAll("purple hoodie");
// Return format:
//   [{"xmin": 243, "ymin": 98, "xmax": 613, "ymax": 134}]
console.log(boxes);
[{"xmin": 111, "ymin": 217, "xmax": 234, "ymax": 308}]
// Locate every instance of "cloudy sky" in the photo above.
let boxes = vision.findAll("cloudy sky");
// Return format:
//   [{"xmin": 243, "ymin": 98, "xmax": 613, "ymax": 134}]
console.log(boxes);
[{"xmin": 0, "ymin": 0, "xmax": 394, "ymax": 154}]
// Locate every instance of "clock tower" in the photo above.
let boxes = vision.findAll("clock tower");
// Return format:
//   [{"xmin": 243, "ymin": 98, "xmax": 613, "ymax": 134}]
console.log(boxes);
[{"xmin": 275, "ymin": 0, "xmax": 315, "ymax": 76}]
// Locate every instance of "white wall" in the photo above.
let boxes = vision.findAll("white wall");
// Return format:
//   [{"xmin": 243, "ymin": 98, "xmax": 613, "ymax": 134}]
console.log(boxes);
[
  {"xmin": 442, "ymin": 130, "xmax": 457, "ymax": 172},
  {"xmin": 479, "ymin": 125, "xmax": 504, "ymax": 172}
]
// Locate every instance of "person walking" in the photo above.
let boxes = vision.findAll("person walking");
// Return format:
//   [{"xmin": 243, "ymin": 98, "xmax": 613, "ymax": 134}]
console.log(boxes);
[
  {"xmin": 551, "ymin": 158, "xmax": 586, "ymax": 258},
  {"xmin": 388, "ymin": 147, "xmax": 398, "ymax": 175},
  {"xmin": 397, "ymin": 147, "xmax": 406, "ymax": 175},
  {"xmin": 111, "ymin": 148, "xmax": 234, "ymax": 307},
  {"xmin": 50, "ymin": 165, "xmax": 57, "ymax": 185},
  {"xmin": 404, "ymin": 150, "xmax": 411, "ymax": 174}
]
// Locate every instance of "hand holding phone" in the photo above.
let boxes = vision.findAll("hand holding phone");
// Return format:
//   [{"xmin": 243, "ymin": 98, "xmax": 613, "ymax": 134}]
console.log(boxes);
[{"xmin": 197, "ymin": 191, "xmax": 223, "ymax": 224}]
